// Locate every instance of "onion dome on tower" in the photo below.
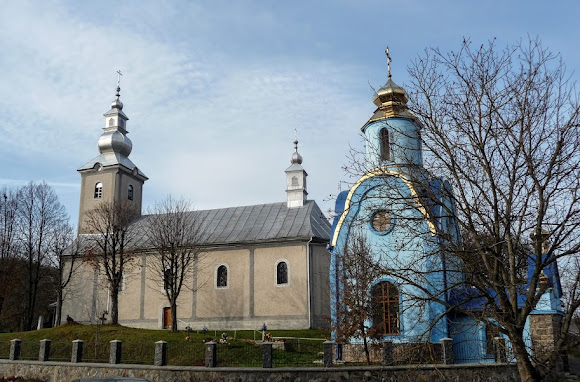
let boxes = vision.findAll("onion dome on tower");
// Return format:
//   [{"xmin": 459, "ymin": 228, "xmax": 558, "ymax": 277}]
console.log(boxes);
[
  {"xmin": 368, "ymin": 47, "xmax": 418, "ymax": 123},
  {"xmin": 361, "ymin": 47, "xmax": 423, "ymax": 168},
  {"xmin": 78, "ymin": 84, "xmax": 146, "ymax": 178}
]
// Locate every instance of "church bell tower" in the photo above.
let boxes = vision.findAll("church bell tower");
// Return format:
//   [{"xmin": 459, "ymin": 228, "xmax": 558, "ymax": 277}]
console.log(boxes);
[
  {"xmin": 77, "ymin": 81, "xmax": 148, "ymax": 234},
  {"xmin": 285, "ymin": 140, "xmax": 308, "ymax": 208}
]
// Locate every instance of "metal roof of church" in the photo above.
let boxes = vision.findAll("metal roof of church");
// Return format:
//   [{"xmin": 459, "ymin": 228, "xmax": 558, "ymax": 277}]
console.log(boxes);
[{"xmin": 135, "ymin": 200, "xmax": 331, "ymax": 248}]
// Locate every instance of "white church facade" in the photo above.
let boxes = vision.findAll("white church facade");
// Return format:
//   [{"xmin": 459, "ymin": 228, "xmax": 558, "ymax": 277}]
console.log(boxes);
[{"xmin": 62, "ymin": 85, "xmax": 331, "ymax": 330}]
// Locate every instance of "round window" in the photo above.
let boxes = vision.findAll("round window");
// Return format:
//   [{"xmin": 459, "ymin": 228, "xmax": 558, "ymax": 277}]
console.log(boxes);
[{"xmin": 371, "ymin": 210, "xmax": 392, "ymax": 233}]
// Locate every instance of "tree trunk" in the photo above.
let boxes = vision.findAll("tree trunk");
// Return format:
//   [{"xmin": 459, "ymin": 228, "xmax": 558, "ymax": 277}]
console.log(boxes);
[
  {"xmin": 111, "ymin": 290, "xmax": 119, "ymax": 324},
  {"xmin": 511, "ymin": 336, "xmax": 542, "ymax": 382},
  {"xmin": 55, "ymin": 289, "xmax": 63, "ymax": 327},
  {"xmin": 363, "ymin": 335, "xmax": 371, "ymax": 365},
  {"xmin": 171, "ymin": 300, "xmax": 178, "ymax": 332}
]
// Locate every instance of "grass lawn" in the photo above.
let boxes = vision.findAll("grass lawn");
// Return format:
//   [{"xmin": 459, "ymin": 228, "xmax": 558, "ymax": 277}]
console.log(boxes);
[{"xmin": 0, "ymin": 324, "xmax": 330, "ymax": 367}]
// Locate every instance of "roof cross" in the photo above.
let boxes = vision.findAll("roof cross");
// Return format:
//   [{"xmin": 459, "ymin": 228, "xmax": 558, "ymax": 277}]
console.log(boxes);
[
  {"xmin": 115, "ymin": 70, "xmax": 122, "ymax": 99},
  {"xmin": 385, "ymin": 46, "xmax": 392, "ymax": 79}
]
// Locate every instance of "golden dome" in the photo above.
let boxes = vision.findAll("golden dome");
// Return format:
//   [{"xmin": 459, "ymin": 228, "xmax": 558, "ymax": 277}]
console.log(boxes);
[{"xmin": 373, "ymin": 78, "xmax": 408, "ymax": 107}]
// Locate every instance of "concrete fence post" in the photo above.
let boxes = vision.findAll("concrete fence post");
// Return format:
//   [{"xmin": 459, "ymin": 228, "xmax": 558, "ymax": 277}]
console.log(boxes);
[
  {"xmin": 109, "ymin": 340, "xmax": 122, "ymax": 364},
  {"xmin": 205, "ymin": 341, "xmax": 217, "ymax": 368},
  {"xmin": 494, "ymin": 337, "xmax": 507, "ymax": 363},
  {"xmin": 39, "ymin": 339, "xmax": 51, "ymax": 362},
  {"xmin": 71, "ymin": 340, "xmax": 84, "ymax": 363},
  {"xmin": 440, "ymin": 337, "xmax": 454, "ymax": 365},
  {"xmin": 155, "ymin": 341, "xmax": 167, "ymax": 366},
  {"xmin": 382, "ymin": 340, "xmax": 394, "ymax": 366},
  {"xmin": 261, "ymin": 342, "xmax": 273, "ymax": 368},
  {"xmin": 9, "ymin": 339, "xmax": 21, "ymax": 361},
  {"xmin": 323, "ymin": 341, "xmax": 334, "ymax": 367}
]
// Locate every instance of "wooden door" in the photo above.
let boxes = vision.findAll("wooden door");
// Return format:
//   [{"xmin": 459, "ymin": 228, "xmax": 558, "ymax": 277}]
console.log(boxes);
[{"xmin": 163, "ymin": 307, "xmax": 172, "ymax": 329}]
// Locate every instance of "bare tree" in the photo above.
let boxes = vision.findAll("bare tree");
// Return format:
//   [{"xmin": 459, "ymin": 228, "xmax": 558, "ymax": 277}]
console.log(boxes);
[
  {"xmin": 333, "ymin": 231, "xmax": 385, "ymax": 364},
  {"xmin": 0, "ymin": 187, "xmax": 19, "ymax": 322},
  {"xmin": 399, "ymin": 38, "xmax": 580, "ymax": 381},
  {"xmin": 144, "ymin": 196, "xmax": 201, "ymax": 332},
  {"xmin": 16, "ymin": 182, "xmax": 67, "ymax": 331},
  {"xmin": 47, "ymin": 221, "xmax": 78, "ymax": 326},
  {"xmin": 83, "ymin": 200, "xmax": 139, "ymax": 325}
]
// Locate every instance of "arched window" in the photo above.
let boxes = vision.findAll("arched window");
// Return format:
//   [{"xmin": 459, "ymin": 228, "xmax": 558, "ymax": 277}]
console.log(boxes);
[
  {"xmin": 277, "ymin": 261, "xmax": 288, "ymax": 285},
  {"xmin": 379, "ymin": 128, "xmax": 391, "ymax": 161},
  {"xmin": 371, "ymin": 281, "xmax": 400, "ymax": 335},
  {"xmin": 216, "ymin": 265, "xmax": 228, "ymax": 288},
  {"xmin": 94, "ymin": 182, "xmax": 103, "ymax": 199},
  {"xmin": 128, "ymin": 185, "xmax": 134, "ymax": 201}
]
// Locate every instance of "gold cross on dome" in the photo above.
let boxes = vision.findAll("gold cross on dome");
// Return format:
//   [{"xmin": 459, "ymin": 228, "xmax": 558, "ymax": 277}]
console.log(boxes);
[{"xmin": 385, "ymin": 46, "xmax": 392, "ymax": 79}]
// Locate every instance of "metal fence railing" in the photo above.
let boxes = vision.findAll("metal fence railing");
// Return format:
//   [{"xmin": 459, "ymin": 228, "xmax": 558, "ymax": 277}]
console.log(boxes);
[
  {"xmin": 122, "ymin": 342, "xmax": 156, "ymax": 365},
  {"xmin": 217, "ymin": 341, "xmax": 262, "ymax": 367},
  {"xmin": 272, "ymin": 338, "xmax": 324, "ymax": 367},
  {"xmin": 166, "ymin": 340, "xmax": 205, "ymax": 366},
  {"xmin": 49, "ymin": 341, "xmax": 73, "ymax": 362},
  {"xmin": 82, "ymin": 341, "xmax": 110, "ymax": 364},
  {"xmin": 0, "ymin": 337, "xmax": 512, "ymax": 368},
  {"xmin": 452, "ymin": 338, "xmax": 496, "ymax": 364},
  {"xmin": 0, "ymin": 341, "xmax": 10, "ymax": 359},
  {"xmin": 18, "ymin": 340, "xmax": 40, "ymax": 361}
]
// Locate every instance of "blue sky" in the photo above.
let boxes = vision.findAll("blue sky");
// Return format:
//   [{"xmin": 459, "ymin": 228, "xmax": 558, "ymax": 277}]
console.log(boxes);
[{"xmin": 1, "ymin": 0, "xmax": 579, "ymax": 226}]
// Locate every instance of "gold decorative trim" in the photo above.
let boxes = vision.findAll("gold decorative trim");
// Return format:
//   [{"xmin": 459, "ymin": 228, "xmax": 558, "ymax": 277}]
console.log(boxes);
[{"xmin": 330, "ymin": 168, "xmax": 436, "ymax": 247}]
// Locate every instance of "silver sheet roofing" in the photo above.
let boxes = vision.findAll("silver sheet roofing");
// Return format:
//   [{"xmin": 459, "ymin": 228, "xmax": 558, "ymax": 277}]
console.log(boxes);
[
  {"xmin": 78, "ymin": 152, "xmax": 147, "ymax": 178},
  {"xmin": 132, "ymin": 200, "xmax": 331, "ymax": 248}
]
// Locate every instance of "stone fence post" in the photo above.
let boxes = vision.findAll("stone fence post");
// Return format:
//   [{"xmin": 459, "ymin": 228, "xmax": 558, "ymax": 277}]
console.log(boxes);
[
  {"xmin": 71, "ymin": 340, "xmax": 84, "ymax": 363},
  {"xmin": 494, "ymin": 337, "xmax": 507, "ymax": 363},
  {"xmin": 440, "ymin": 337, "xmax": 454, "ymax": 365},
  {"xmin": 109, "ymin": 340, "xmax": 122, "ymax": 364},
  {"xmin": 9, "ymin": 339, "xmax": 21, "ymax": 361},
  {"xmin": 323, "ymin": 341, "xmax": 334, "ymax": 367},
  {"xmin": 205, "ymin": 341, "xmax": 217, "ymax": 368},
  {"xmin": 261, "ymin": 342, "xmax": 273, "ymax": 368},
  {"xmin": 39, "ymin": 339, "xmax": 51, "ymax": 362},
  {"xmin": 382, "ymin": 340, "xmax": 394, "ymax": 366},
  {"xmin": 155, "ymin": 341, "xmax": 167, "ymax": 366}
]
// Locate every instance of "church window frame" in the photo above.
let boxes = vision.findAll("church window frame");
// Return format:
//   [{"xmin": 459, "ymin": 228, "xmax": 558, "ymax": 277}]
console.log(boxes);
[
  {"xmin": 291, "ymin": 176, "xmax": 299, "ymax": 187},
  {"xmin": 216, "ymin": 264, "xmax": 229, "ymax": 289},
  {"xmin": 371, "ymin": 280, "xmax": 400, "ymax": 336},
  {"xmin": 276, "ymin": 260, "xmax": 289, "ymax": 286},
  {"xmin": 369, "ymin": 209, "xmax": 393, "ymax": 235},
  {"xmin": 94, "ymin": 182, "xmax": 103, "ymax": 199},
  {"xmin": 379, "ymin": 128, "xmax": 391, "ymax": 161},
  {"xmin": 128, "ymin": 185, "xmax": 134, "ymax": 201}
]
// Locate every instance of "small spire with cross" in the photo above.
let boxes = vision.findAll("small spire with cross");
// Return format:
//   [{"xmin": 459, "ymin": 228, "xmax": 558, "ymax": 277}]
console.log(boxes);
[
  {"xmin": 385, "ymin": 46, "xmax": 392, "ymax": 79},
  {"xmin": 115, "ymin": 70, "xmax": 122, "ymax": 99},
  {"xmin": 294, "ymin": 128, "xmax": 299, "ymax": 151}
]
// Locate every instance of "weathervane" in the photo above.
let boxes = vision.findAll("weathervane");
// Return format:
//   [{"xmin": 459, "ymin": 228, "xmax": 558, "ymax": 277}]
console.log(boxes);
[{"xmin": 385, "ymin": 46, "xmax": 392, "ymax": 79}]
